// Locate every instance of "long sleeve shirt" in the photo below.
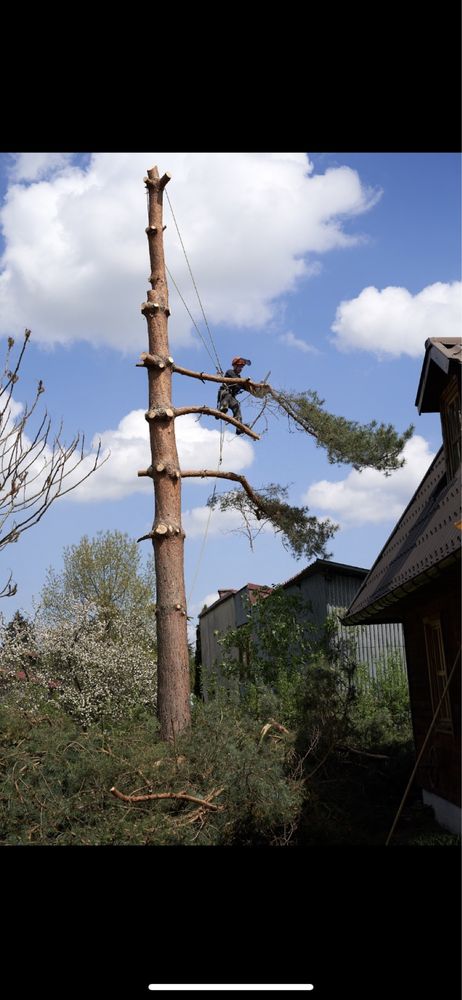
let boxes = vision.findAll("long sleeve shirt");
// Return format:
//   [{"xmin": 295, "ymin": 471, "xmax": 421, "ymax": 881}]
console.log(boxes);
[{"xmin": 223, "ymin": 369, "xmax": 244, "ymax": 396}]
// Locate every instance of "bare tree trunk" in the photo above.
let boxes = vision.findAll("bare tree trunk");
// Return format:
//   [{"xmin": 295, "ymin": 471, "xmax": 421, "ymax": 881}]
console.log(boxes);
[{"xmin": 142, "ymin": 166, "xmax": 191, "ymax": 740}]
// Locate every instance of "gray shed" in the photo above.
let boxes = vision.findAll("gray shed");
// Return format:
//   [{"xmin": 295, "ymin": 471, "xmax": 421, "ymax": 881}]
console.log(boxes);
[{"xmin": 198, "ymin": 562, "xmax": 405, "ymax": 698}]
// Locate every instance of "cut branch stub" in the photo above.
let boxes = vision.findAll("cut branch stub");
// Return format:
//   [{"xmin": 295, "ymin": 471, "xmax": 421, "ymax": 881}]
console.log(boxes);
[
  {"xmin": 154, "ymin": 523, "xmax": 168, "ymax": 536},
  {"xmin": 138, "ymin": 352, "xmax": 167, "ymax": 369},
  {"xmin": 137, "ymin": 353, "xmax": 174, "ymax": 370},
  {"xmin": 146, "ymin": 521, "xmax": 184, "ymax": 539},
  {"xmin": 141, "ymin": 301, "xmax": 171, "ymax": 317},
  {"xmin": 144, "ymin": 171, "xmax": 171, "ymax": 190},
  {"xmin": 145, "ymin": 407, "xmax": 174, "ymax": 421}
]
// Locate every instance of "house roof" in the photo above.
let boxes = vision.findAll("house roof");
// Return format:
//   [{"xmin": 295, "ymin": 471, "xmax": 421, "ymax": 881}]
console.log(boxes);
[
  {"xmin": 343, "ymin": 446, "xmax": 461, "ymax": 625},
  {"xmin": 198, "ymin": 583, "xmax": 270, "ymax": 618},
  {"xmin": 415, "ymin": 337, "xmax": 462, "ymax": 414},
  {"xmin": 281, "ymin": 558, "xmax": 369, "ymax": 591}
]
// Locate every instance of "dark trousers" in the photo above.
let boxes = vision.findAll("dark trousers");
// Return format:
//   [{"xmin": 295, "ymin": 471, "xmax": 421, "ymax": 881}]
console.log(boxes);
[{"xmin": 218, "ymin": 390, "xmax": 242, "ymax": 423}]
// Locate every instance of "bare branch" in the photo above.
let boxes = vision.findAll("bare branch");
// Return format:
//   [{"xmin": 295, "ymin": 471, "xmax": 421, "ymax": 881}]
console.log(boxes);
[
  {"xmin": 0, "ymin": 331, "xmax": 106, "ymax": 594},
  {"xmin": 110, "ymin": 786, "xmax": 224, "ymax": 810},
  {"xmin": 174, "ymin": 407, "xmax": 260, "ymax": 440},
  {"xmin": 181, "ymin": 469, "xmax": 337, "ymax": 560},
  {"xmin": 181, "ymin": 469, "xmax": 264, "ymax": 507},
  {"xmin": 0, "ymin": 571, "xmax": 17, "ymax": 599},
  {"xmin": 169, "ymin": 362, "xmax": 271, "ymax": 394}
]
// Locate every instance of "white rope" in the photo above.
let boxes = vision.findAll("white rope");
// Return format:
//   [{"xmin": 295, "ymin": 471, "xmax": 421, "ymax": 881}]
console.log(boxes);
[
  {"xmin": 165, "ymin": 191, "xmax": 223, "ymax": 374},
  {"xmin": 186, "ymin": 420, "xmax": 225, "ymax": 605}
]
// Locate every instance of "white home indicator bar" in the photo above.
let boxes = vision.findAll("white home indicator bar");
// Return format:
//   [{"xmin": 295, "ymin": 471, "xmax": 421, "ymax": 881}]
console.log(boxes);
[{"xmin": 148, "ymin": 987, "xmax": 314, "ymax": 992}]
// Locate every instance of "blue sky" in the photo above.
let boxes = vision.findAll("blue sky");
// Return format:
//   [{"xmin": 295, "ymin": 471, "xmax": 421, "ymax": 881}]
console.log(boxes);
[{"xmin": 0, "ymin": 152, "xmax": 460, "ymax": 634}]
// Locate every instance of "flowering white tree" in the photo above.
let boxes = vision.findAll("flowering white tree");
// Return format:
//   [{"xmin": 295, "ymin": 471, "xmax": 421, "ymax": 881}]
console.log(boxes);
[{"xmin": 0, "ymin": 600, "xmax": 157, "ymax": 725}]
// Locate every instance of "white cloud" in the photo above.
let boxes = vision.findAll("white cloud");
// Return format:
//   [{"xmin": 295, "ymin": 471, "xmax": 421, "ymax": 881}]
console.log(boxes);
[
  {"xmin": 182, "ymin": 502, "xmax": 274, "ymax": 541},
  {"xmin": 0, "ymin": 153, "xmax": 380, "ymax": 352},
  {"xmin": 279, "ymin": 332, "xmax": 321, "ymax": 355},
  {"xmin": 65, "ymin": 410, "xmax": 254, "ymax": 502},
  {"xmin": 331, "ymin": 281, "xmax": 462, "ymax": 357},
  {"xmin": 182, "ymin": 504, "xmax": 246, "ymax": 538},
  {"xmin": 8, "ymin": 153, "xmax": 75, "ymax": 183},
  {"xmin": 201, "ymin": 591, "xmax": 221, "ymax": 609},
  {"xmin": 304, "ymin": 435, "xmax": 435, "ymax": 526},
  {"xmin": 189, "ymin": 591, "xmax": 220, "ymax": 619}
]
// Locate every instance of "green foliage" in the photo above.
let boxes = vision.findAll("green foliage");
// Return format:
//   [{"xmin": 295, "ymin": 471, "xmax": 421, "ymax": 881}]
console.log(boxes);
[
  {"xmin": 0, "ymin": 700, "xmax": 303, "ymax": 846},
  {"xmin": 406, "ymin": 832, "xmax": 461, "ymax": 847},
  {"xmin": 214, "ymin": 588, "xmax": 317, "ymax": 725},
  {"xmin": 348, "ymin": 654, "xmax": 412, "ymax": 746},
  {"xmin": 40, "ymin": 530, "xmax": 156, "ymax": 625},
  {"xmin": 275, "ymin": 388, "xmax": 414, "ymax": 473},
  {"xmin": 208, "ymin": 484, "xmax": 337, "ymax": 560},
  {"xmin": 203, "ymin": 595, "xmax": 419, "ymax": 844},
  {"xmin": 206, "ymin": 384, "xmax": 413, "ymax": 560},
  {"xmin": 320, "ymin": 613, "xmax": 411, "ymax": 746}
]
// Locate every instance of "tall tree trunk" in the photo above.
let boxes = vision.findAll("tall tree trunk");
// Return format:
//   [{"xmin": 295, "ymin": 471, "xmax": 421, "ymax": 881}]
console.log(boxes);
[{"xmin": 142, "ymin": 166, "xmax": 191, "ymax": 739}]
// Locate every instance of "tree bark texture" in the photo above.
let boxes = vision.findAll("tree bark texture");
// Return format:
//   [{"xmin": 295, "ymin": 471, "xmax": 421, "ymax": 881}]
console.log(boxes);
[{"xmin": 142, "ymin": 167, "xmax": 191, "ymax": 739}]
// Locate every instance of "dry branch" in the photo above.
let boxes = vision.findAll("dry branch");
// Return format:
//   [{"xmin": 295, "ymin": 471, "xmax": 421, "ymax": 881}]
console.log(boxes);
[
  {"xmin": 259, "ymin": 719, "xmax": 291, "ymax": 743},
  {"xmin": 0, "ymin": 330, "xmax": 105, "ymax": 594},
  {"xmin": 338, "ymin": 745, "xmax": 390, "ymax": 760},
  {"xmin": 181, "ymin": 469, "xmax": 263, "ymax": 507},
  {"xmin": 110, "ymin": 786, "xmax": 223, "ymax": 810},
  {"xmin": 174, "ymin": 406, "xmax": 260, "ymax": 440},
  {"xmin": 170, "ymin": 363, "xmax": 271, "ymax": 393}
]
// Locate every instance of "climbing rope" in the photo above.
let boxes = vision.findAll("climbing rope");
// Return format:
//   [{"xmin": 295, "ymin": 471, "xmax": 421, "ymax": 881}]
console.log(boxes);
[
  {"xmin": 166, "ymin": 265, "xmax": 217, "ymax": 370},
  {"xmin": 165, "ymin": 190, "xmax": 223, "ymax": 374},
  {"xmin": 160, "ymin": 191, "xmax": 230, "ymax": 604},
  {"xmin": 186, "ymin": 419, "xmax": 225, "ymax": 605}
]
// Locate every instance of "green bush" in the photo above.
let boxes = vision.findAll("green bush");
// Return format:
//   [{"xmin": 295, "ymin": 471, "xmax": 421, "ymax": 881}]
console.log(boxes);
[
  {"xmin": 0, "ymin": 700, "xmax": 303, "ymax": 846},
  {"xmin": 349, "ymin": 653, "xmax": 412, "ymax": 747},
  {"xmin": 407, "ymin": 833, "xmax": 461, "ymax": 847},
  {"xmin": 214, "ymin": 588, "xmax": 317, "ymax": 727}
]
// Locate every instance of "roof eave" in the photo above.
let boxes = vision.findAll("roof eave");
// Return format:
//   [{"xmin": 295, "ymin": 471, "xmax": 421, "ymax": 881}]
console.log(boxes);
[
  {"xmin": 343, "ymin": 550, "xmax": 460, "ymax": 625},
  {"xmin": 415, "ymin": 339, "xmax": 462, "ymax": 413}
]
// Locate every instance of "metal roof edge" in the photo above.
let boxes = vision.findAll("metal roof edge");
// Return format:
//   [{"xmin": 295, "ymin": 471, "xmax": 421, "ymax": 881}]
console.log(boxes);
[
  {"xmin": 343, "ymin": 550, "xmax": 461, "ymax": 625},
  {"xmin": 343, "ymin": 446, "xmax": 445, "ymax": 619}
]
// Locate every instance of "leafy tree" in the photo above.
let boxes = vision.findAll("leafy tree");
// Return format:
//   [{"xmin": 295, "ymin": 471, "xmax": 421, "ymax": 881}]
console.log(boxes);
[
  {"xmin": 0, "ymin": 600, "xmax": 157, "ymax": 726},
  {"xmin": 40, "ymin": 530, "xmax": 156, "ymax": 625},
  {"xmin": 4, "ymin": 610, "xmax": 35, "ymax": 648},
  {"xmin": 214, "ymin": 588, "xmax": 317, "ymax": 724},
  {"xmin": 0, "ymin": 330, "xmax": 103, "ymax": 597}
]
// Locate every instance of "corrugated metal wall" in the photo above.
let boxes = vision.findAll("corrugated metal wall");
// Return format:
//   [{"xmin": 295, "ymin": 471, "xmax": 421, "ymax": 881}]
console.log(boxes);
[
  {"xmin": 199, "ymin": 593, "xmax": 238, "ymax": 701},
  {"xmin": 327, "ymin": 605, "xmax": 406, "ymax": 681},
  {"xmin": 285, "ymin": 570, "xmax": 406, "ymax": 680},
  {"xmin": 199, "ymin": 571, "xmax": 407, "ymax": 697}
]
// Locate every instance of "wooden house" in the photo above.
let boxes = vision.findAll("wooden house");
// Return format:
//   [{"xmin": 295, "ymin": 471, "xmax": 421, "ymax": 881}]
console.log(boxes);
[{"xmin": 344, "ymin": 338, "xmax": 461, "ymax": 834}]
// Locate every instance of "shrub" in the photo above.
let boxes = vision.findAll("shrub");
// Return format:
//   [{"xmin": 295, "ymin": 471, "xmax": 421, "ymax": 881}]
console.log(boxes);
[
  {"xmin": 0, "ymin": 601, "xmax": 157, "ymax": 726},
  {"xmin": 349, "ymin": 653, "xmax": 412, "ymax": 747},
  {"xmin": 214, "ymin": 588, "xmax": 317, "ymax": 727},
  {"xmin": 0, "ymin": 700, "xmax": 303, "ymax": 846}
]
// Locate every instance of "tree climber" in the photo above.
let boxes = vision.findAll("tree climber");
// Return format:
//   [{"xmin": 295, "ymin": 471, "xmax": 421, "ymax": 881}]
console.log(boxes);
[{"xmin": 216, "ymin": 357, "xmax": 252, "ymax": 434}]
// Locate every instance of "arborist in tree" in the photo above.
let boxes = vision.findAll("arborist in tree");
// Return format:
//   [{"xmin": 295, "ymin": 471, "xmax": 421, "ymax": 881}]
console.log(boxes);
[{"xmin": 216, "ymin": 357, "xmax": 252, "ymax": 434}]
